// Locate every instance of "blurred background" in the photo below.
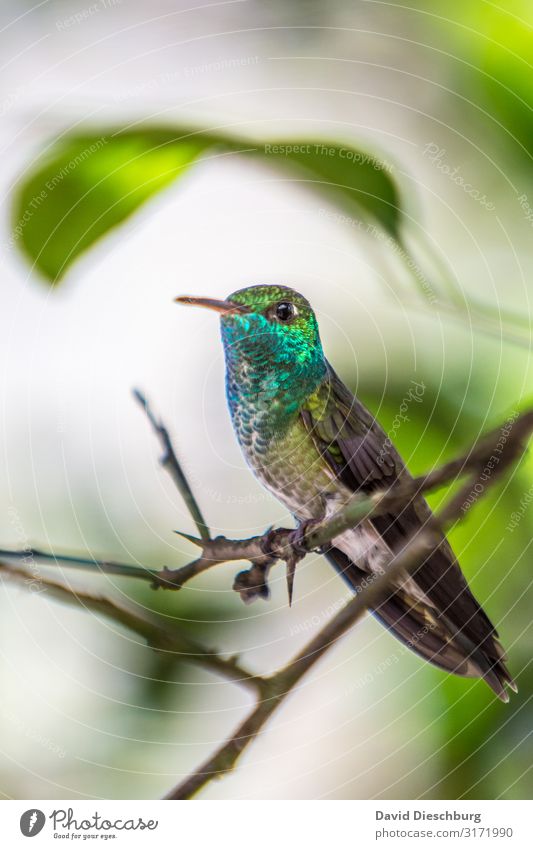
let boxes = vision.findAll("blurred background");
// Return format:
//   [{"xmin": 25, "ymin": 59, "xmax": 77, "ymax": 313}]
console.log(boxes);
[{"xmin": 0, "ymin": 0, "xmax": 532, "ymax": 800}]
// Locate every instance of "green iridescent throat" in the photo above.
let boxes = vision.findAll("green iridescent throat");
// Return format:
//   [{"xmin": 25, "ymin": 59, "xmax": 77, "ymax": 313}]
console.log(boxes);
[{"xmin": 220, "ymin": 286, "xmax": 327, "ymax": 439}]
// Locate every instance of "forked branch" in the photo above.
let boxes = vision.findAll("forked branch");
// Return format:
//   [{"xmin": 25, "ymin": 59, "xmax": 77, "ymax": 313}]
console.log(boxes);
[{"xmin": 0, "ymin": 395, "xmax": 531, "ymax": 800}]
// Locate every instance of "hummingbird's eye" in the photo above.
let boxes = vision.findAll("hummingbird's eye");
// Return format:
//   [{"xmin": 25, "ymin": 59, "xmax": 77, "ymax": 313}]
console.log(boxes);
[{"xmin": 274, "ymin": 301, "xmax": 296, "ymax": 322}]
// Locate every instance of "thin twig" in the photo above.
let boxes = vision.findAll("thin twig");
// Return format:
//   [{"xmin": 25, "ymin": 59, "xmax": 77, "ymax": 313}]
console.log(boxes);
[
  {"xmin": 0, "ymin": 548, "xmax": 158, "ymax": 581},
  {"xmin": 133, "ymin": 389, "xmax": 210, "ymax": 541},
  {"xmin": 0, "ymin": 561, "xmax": 263, "ymax": 693}
]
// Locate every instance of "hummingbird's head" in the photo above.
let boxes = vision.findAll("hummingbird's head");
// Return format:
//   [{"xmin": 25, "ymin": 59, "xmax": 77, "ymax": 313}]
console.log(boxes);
[
  {"xmin": 176, "ymin": 284, "xmax": 327, "ymax": 415},
  {"xmin": 176, "ymin": 284, "xmax": 325, "ymax": 372}
]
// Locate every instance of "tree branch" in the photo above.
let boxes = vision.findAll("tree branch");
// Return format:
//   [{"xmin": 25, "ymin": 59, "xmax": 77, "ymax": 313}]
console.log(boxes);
[
  {"xmin": 0, "ymin": 561, "xmax": 263, "ymax": 693},
  {"xmin": 163, "ymin": 527, "xmax": 439, "ymax": 799},
  {"xmin": 163, "ymin": 425, "xmax": 528, "ymax": 800},
  {"xmin": 4, "ymin": 407, "xmax": 529, "ymax": 600},
  {"xmin": 1, "ymin": 398, "xmax": 531, "ymax": 801},
  {"xmin": 133, "ymin": 389, "xmax": 210, "ymax": 542}
]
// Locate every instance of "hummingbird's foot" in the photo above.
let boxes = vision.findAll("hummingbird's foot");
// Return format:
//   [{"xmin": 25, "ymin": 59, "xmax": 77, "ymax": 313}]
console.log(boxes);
[{"xmin": 288, "ymin": 518, "xmax": 320, "ymax": 559}]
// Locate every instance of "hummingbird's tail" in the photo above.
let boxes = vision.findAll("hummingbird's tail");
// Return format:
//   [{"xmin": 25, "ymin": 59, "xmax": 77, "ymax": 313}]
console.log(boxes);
[{"xmin": 324, "ymin": 546, "xmax": 516, "ymax": 702}]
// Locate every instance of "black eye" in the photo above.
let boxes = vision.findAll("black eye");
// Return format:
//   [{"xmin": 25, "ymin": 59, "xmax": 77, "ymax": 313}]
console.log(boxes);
[{"xmin": 275, "ymin": 301, "xmax": 296, "ymax": 322}]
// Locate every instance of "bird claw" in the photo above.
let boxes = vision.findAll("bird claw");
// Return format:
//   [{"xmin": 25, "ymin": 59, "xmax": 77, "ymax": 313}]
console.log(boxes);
[
  {"xmin": 285, "ymin": 556, "xmax": 297, "ymax": 607},
  {"xmin": 284, "ymin": 519, "xmax": 319, "ymax": 606},
  {"xmin": 233, "ymin": 562, "xmax": 271, "ymax": 604},
  {"xmin": 288, "ymin": 519, "xmax": 319, "ymax": 558},
  {"xmin": 238, "ymin": 522, "xmax": 317, "ymax": 606}
]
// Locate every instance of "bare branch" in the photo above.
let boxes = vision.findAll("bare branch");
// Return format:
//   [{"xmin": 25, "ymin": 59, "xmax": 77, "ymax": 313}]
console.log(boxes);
[
  {"xmin": 133, "ymin": 389, "xmax": 210, "ymax": 542},
  {"xmin": 0, "ymin": 547, "xmax": 158, "ymax": 581},
  {"xmin": 152, "ymin": 407, "xmax": 533, "ymax": 595},
  {"xmin": 2, "ymin": 403, "xmax": 531, "ymax": 800},
  {"xmin": 0, "ymin": 561, "xmax": 263, "ymax": 693},
  {"xmin": 163, "ymin": 408, "xmax": 533, "ymax": 799},
  {"xmin": 2, "ymin": 407, "xmax": 531, "ymax": 598},
  {"xmin": 164, "ymin": 521, "xmax": 442, "ymax": 798}
]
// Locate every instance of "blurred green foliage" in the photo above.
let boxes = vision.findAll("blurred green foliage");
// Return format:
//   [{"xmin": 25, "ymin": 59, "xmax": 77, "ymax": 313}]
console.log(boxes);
[
  {"xmin": 5, "ymin": 0, "xmax": 533, "ymax": 801},
  {"xmin": 12, "ymin": 128, "xmax": 400, "ymax": 283},
  {"xmin": 362, "ymin": 380, "xmax": 533, "ymax": 799},
  {"xmin": 429, "ymin": 0, "xmax": 533, "ymax": 165}
]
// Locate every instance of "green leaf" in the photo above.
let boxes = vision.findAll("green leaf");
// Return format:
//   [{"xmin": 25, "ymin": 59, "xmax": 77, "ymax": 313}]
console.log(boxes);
[
  {"xmin": 11, "ymin": 127, "xmax": 402, "ymax": 284},
  {"xmin": 255, "ymin": 140, "xmax": 399, "ymax": 237},
  {"xmin": 11, "ymin": 130, "xmax": 211, "ymax": 283}
]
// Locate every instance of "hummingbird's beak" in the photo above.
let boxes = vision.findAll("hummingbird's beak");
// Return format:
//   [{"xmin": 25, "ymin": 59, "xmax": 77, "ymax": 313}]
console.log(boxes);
[{"xmin": 175, "ymin": 295, "xmax": 249, "ymax": 315}]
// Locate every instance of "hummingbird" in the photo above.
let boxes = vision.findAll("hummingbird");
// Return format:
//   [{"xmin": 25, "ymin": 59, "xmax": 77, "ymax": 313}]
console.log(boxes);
[{"xmin": 177, "ymin": 284, "xmax": 515, "ymax": 702}]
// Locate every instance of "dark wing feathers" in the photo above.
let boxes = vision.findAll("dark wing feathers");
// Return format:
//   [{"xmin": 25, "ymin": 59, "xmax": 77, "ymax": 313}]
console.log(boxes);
[
  {"xmin": 302, "ymin": 364, "xmax": 514, "ymax": 700},
  {"xmin": 302, "ymin": 388, "xmax": 396, "ymax": 486},
  {"xmin": 371, "ymin": 510, "xmax": 498, "ymax": 646},
  {"xmin": 326, "ymin": 547, "xmax": 511, "ymax": 700},
  {"xmin": 325, "ymin": 547, "xmax": 478, "ymax": 677}
]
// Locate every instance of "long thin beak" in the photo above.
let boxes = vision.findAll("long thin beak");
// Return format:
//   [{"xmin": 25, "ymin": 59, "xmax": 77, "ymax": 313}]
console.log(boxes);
[{"xmin": 175, "ymin": 295, "xmax": 248, "ymax": 315}]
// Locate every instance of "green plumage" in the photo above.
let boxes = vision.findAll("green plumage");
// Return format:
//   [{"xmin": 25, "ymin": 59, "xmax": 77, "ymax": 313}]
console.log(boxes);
[{"xmin": 184, "ymin": 283, "xmax": 516, "ymax": 702}]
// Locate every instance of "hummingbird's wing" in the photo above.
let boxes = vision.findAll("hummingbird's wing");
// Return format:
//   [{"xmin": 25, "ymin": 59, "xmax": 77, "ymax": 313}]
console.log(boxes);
[{"xmin": 300, "ymin": 364, "xmax": 515, "ymax": 701}]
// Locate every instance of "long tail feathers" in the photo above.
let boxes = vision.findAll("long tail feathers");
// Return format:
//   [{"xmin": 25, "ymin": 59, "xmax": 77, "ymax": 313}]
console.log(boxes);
[{"xmin": 324, "ymin": 546, "xmax": 516, "ymax": 702}]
